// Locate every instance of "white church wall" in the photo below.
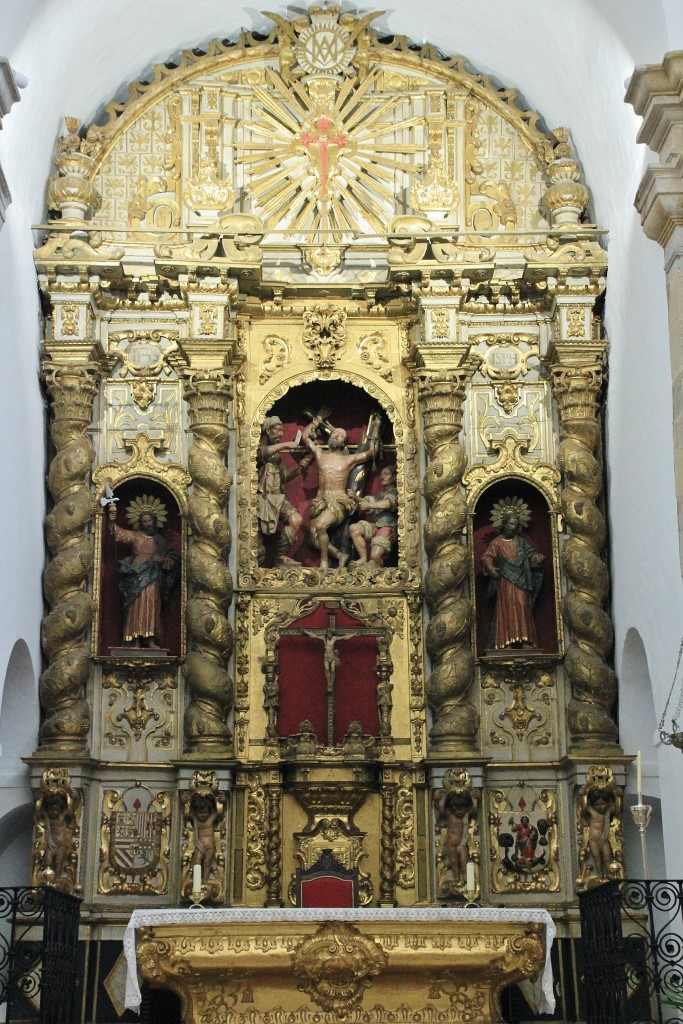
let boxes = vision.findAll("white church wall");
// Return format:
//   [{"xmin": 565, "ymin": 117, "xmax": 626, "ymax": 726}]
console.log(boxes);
[{"xmin": 0, "ymin": 0, "xmax": 681, "ymax": 876}]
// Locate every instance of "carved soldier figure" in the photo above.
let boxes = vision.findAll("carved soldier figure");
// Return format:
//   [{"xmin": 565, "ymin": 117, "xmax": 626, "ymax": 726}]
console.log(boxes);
[
  {"xmin": 257, "ymin": 415, "xmax": 313, "ymax": 565},
  {"xmin": 303, "ymin": 414, "xmax": 379, "ymax": 569},
  {"xmin": 349, "ymin": 464, "xmax": 398, "ymax": 568}
]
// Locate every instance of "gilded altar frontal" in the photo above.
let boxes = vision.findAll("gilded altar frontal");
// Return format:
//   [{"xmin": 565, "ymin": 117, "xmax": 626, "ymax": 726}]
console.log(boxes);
[{"xmin": 29, "ymin": 3, "xmax": 626, "ymax": 1017}]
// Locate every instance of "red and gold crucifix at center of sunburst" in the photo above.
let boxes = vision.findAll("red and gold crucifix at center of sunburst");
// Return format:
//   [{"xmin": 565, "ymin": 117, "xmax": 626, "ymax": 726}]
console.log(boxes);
[{"xmin": 300, "ymin": 117, "xmax": 351, "ymax": 199}]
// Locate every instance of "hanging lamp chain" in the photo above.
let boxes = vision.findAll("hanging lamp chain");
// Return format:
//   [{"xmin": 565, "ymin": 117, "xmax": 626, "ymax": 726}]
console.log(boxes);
[{"xmin": 659, "ymin": 636, "xmax": 683, "ymax": 746}]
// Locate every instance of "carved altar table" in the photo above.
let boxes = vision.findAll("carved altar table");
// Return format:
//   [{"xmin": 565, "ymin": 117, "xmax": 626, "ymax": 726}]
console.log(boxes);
[{"xmin": 124, "ymin": 907, "xmax": 555, "ymax": 1022}]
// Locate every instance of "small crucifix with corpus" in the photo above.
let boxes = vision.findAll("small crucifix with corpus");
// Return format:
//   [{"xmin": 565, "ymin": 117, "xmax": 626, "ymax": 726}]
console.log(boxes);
[{"xmin": 280, "ymin": 605, "xmax": 387, "ymax": 747}]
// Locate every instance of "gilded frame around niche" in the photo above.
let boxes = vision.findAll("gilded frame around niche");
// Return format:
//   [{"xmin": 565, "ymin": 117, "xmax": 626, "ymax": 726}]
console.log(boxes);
[
  {"xmin": 91, "ymin": 437, "xmax": 190, "ymax": 660},
  {"xmin": 464, "ymin": 436, "xmax": 563, "ymax": 662}
]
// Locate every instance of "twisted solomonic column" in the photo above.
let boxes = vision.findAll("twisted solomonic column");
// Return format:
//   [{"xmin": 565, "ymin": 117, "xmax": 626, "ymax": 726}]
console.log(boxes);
[
  {"xmin": 40, "ymin": 365, "xmax": 98, "ymax": 749},
  {"xmin": 552, "ymin": 364, "xmax": 619, "ymax": 750},
  {"xmin": 418, "ymin": 372, "xmax": 478, "ymax": 751},
  {"xmin": 184, "ymin": 371, "xmax": 234, "ymax": 752}
]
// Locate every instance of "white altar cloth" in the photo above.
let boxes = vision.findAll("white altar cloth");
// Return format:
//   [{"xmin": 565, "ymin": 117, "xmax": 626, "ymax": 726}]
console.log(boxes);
[{"xmin": 124, "ymin": 905, "xmax": 556, "ymax": 1014}]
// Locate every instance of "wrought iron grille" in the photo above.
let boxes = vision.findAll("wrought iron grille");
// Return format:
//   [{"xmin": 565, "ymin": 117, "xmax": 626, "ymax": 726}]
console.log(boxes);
[
  {"xmin": 0, "ymin": 886, "xmax": 80, "ymax": 1024},
  {"xmin": 579, "ymin": 879, "xmax": 683, "ymax": 1024}
]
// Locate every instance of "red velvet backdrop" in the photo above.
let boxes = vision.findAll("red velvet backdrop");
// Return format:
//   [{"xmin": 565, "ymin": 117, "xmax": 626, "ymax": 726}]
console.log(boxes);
[
  {"xmin": 472, "ymin": 480, "xmax": 557, "ymax": 656},
  {"xmin": 98, "ymin": 480, "xmax": 183, "ymax": 656},
  {"xmin": 277, "ymin": 604, "xmax": 380, "ymax": 743},
  {"xmin": 260, "ymin": 381, "xmax": 396, "ymax": 568}
]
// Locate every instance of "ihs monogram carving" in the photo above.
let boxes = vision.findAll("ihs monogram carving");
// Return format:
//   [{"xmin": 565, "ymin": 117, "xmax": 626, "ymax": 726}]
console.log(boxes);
[{"xmin": 301, "ymin": 305, "xmax": 348, "ymax": 368}]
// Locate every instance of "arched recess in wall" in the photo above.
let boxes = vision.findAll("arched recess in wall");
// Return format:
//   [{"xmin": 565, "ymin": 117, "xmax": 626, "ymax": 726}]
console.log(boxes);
[
  {"xmin": 0, "ymin": 638, "xmax": 38, "ymax": 770},
  {"xmin": 0, "ymin": 640, "xmax": 39, "ymax": 884},
  {"xmin": 619, "ymin": 627, "xmax": 667, "ymax": 878},
  {"xmin": 619, "ymin": 627, "xmax": 658, "ymax": 779}
]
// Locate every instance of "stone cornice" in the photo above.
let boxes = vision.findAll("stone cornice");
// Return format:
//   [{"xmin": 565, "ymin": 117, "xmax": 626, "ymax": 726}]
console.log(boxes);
[
  {"xmin": 627, "ymin": 53, "xmax": 683, "ymax": 251},
  {"xmin": 0, "ymin": 59, "xmax": 21, "ymax": 226}
]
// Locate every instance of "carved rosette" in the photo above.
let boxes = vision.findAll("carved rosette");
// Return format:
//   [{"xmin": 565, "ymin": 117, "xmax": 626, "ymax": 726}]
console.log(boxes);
[
  {"xmin": 418, "ymin": 372, "xmax": 478, "ymax": 749},
  {"xmin": 183, "ymin": 371, "xmax": 234, "ymax": 751},
  {"xmin": 552, "ymin": 364, "xmax": 618, "ymax": 748},
  {"xmin": 40, "ymin": 365, "xmax": 98, "ymax": 749}
]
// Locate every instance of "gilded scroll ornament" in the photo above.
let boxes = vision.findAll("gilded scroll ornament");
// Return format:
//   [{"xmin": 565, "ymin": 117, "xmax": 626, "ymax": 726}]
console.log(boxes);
[
  {"xmin": 31, "ymin": 768, "xmax": 81, "ymax": 893},
  {"xmin": 292, "ymin": 922, "xmax": 388, "ymax": 1014},
  {"xmin": 259, "ymin": 335, "xmax": 291, "ymax": 385},
  {"xmin": 245, "ymin": 775, "xmax": 267, "ymax": 890},
  {"xmin": 40, "ymin": 365, "xmax": 98, "ymax": 748},
  {"xmin": 183, "ymin": 370, "xmax": 234, "ymax": 751},
  {"xmin": 418, "ymin": 371, "xmax": 478, "ymax": 749},
  {"xmin": 102, "ymin": 662, "xmax": 176, "ymax": 757},
  {"xmin": 577, "ymin": 765, "xmax": 624, "ymax": 888},
  {"xmin": 552, "ymin": 364, "xmax": 618, "ymax": 748},
  {"xmin": 395, "ymin": 774, "xmax": 417, "ymax": 888},
  {"xmin": 357, "ymin": 332, "xmax": 392, "ymax": 381},
  {"xmin": 301, "ymin": 306, "xmax": 348, "ymax": 369}
]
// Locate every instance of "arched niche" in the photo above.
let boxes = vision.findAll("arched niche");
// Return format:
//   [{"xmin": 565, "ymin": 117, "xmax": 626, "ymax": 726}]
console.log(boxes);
[
  {"xmin": 0, "ymin": 641, "xmax": 38, "ymax": 886},
  {"xmin": 0, "ymin": 639, "xmax": 38, "ymax": 767},
  {"xmin": 96, "ymin": 479, "xmax": 184, "ymax": 657},
  {"xmin": 471, "ymin": 479, "xmax": 559, "ymax": 658},
  {"xmin": 619, "ymin": 627, "xmax": 659, "ymax": 786},
  {"xmin": 256, "ymin": 379, "xmax": 397, "ymax": 570}
]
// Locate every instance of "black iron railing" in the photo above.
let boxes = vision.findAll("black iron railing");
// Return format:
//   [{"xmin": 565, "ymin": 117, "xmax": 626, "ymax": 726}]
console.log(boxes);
[
  {"xmin": 579, "ymin": 879, "xmax": 683, "ymax": 1024},
  {"xmin": 0, "ymin": 886, "xmax": 80, "ymax": 1024}
]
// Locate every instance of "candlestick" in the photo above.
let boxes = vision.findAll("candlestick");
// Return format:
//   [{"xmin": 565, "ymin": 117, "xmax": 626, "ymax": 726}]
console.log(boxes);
[
  {"xmin": 636, "ymin": 750, "xmax": 642, "ymax": 804},
  {"xmin": 192, "ymin": 863, "xmax": 202, "ymax": 894},
  {"xmin": 466, "ymin": 861, "xmax": 475, "ymax": 894},
  {"xmin": 630, "ymin": 803, "xmax": 652, "ymax": 879}
]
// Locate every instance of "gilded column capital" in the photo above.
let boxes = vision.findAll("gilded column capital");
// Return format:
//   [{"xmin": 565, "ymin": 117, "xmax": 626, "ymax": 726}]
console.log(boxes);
[
  {"xmin": 550, "ymin": 361, "xmax": 618, "ymax": 751},
  {"xmin": 183, "ymin": 368, "xmax": 234, "ymax": 753}
]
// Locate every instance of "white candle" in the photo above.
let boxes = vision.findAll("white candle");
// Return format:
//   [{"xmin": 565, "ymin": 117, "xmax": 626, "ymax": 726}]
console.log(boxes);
[
  {"xmin": 192, "ymin": 863, "xmax": 202, "ymax": 894},
  {"xmin": 637, "ymin": 750, "xmax": 642, "ymax": 804},
  {"xmin": 466, "ymin": 861, "xmax": 475, "ymax": 894}
]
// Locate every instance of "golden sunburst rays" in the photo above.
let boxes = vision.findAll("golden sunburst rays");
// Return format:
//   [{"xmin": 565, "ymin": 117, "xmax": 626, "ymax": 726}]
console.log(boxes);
[{"xmin": 235, "ymin": 67, "xmax": 424, "ymax": 238}]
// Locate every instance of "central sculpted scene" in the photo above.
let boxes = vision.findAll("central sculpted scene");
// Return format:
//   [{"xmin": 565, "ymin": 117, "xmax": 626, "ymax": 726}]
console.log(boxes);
[{"xmin": 256, "ymin": 384, "xmax": 397, "ymax": 571}]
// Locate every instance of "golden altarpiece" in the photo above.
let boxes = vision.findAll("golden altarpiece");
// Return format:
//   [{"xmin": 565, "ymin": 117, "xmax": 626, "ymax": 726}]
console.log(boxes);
[{"xmin": 28, "ymin": 7, "xmax": 628, "ymax": 1019}]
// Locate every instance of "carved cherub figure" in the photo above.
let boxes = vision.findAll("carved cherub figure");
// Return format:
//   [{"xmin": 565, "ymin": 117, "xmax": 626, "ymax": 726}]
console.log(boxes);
[
  {"xmin": 578, "ymin": 766, "xmax": 623, "ymax": 885},
  {"xmin": 190, "ymin": 793, "xmax": 218, "ymax": 884},
  {"xmin": 584, "ymin": 787, "xmax": 616, "ymax": 880},
  {"xmin": 443, "ymin": 790, "xmax": 474, "ymax": 882},
  {"xmin": 42, "ymin": 792, "xmax": 69, "ymax": 880}
]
